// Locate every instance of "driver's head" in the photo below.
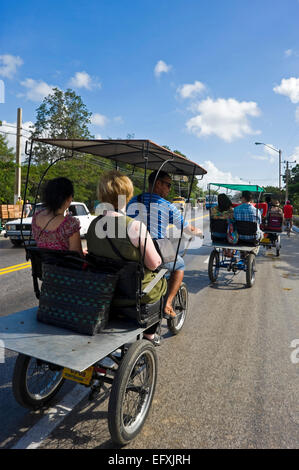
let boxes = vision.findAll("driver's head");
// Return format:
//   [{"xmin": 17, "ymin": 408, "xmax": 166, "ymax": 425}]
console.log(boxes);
[
  {"xmin": 148, "ymin": 170, "xmax": 172, "ymax": 198},
  {"xmin": 286, "ymin": 200, "xmax": 290, "ymax": 204},
  {"xmin": 241, "ymin": 191, "xmax": 252, "ymax": 203}
]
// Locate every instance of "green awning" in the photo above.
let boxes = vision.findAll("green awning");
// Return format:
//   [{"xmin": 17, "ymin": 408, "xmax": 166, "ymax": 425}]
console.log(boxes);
[{"xmin": 209, "ymin": 183, "xmax": 264, "ymax": 192}]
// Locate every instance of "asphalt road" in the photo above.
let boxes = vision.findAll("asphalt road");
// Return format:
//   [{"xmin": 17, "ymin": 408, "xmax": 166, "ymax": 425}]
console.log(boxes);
[{"xmin": 0, "ymin": 212, "xmax": 298, "ymax": 449}]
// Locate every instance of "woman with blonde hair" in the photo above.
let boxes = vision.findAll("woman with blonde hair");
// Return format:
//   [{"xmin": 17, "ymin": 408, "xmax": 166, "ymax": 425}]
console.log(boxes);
[{"xmin": 86, "ymin": 171, "xmax": 167, "ymax": 344}]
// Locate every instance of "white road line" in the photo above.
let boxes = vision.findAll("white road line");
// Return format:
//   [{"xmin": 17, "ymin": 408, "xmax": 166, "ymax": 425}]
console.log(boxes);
[{"xmin": 12, "ymin": 385, "xmax": 89, "ymax": 449}]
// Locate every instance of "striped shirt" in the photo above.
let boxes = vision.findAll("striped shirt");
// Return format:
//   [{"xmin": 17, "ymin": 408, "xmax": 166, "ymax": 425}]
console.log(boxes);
[
  {"xmin": 233, "ymin": 203, "xmax": 262, "ymax": 240},
  {"xmin": 127, "ymin": 193, "xmax": 188, "ymax": 239}
]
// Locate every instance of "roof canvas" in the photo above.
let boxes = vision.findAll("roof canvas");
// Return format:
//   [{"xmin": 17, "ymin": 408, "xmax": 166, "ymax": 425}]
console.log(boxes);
[
  {"xmin": 32, "ymin": 138, "xmax": 207, "ymax": 176},
  {"xmin": 209, "ymin": 183, "xmax": 265, "ymax": 192}
]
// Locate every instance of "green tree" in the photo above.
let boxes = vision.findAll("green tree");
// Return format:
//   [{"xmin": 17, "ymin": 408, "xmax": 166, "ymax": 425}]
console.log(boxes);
[
  {"xmin": 286, "ymin": 164, "xmax": 299, "ymax": 213},
  {"xmin": 0, "ymin": 133, "xmax": 15, "ymax": 161},
  {"xmin": 29, "ymin": 88, "xmax": 93, "ymax": 164},
  {"xmin": 263, "ymin": 185, "xmax": 285, "ymax": 202},
  {"xmin": 0, "ymin": 134, "xmax": 16, "ymax": 203}
]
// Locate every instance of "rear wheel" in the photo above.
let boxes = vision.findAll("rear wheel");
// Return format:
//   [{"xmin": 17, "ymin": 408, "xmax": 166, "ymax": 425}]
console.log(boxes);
[
  {"xmin": 208, "ymin": 249, "xmax": 220, "ymax": 283},
  {"xmin": 246, "ymin": 253, "xmax": 256, "ymax": 288},
  {"xmin": 275, "ymin": 235, "xmax": 281, "ymax": 256},
  {"xmin": 108, "ymin": 340, "xmax": 158, "ymax": 446},
  {"xmin": 12, "ymin": 354, "xmax": 65, "ymax": 409},
  {"xmin": 167, "ymin": 282, "xmax": 188, "ymax": 335}
]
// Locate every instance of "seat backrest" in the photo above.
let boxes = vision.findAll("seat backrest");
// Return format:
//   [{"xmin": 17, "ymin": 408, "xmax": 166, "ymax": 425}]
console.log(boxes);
[
  {"xmin": 26, "ymin": 247, "xmax": 88, "ymax": 299},
  {"xmin": 86, "ymin": 253, "xmax": 143, "ymax": 306},
  {"xmin": 210, "ymin": 218, "xmax": 228, "ymax": 234},
  {"xmin": 266, "ymin": 213, "xmax": 283, "ymax": 231},
  {"xmin": 26, "ymin": 246, "xmax": 85, "ymax": 277},
  {"xmin": 235, "ymin": 220, "xmax": 257, "ymax": 236}
]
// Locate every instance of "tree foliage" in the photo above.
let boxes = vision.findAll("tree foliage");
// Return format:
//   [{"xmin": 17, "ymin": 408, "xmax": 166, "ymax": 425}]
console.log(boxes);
[
  {"xmin": 0, "ymin": 134, "xmax": 16, "ymax": 203},
  {"xmin": 262, "ymin": 186, "xmax": 285, "ymax": 202},
  {"xmin": 29, "ymin": 88, "xmax": 93, "ymax": 164},
  {"xmin": 286, "ymin": 164, "xmax": 299, "ymax": 213}
]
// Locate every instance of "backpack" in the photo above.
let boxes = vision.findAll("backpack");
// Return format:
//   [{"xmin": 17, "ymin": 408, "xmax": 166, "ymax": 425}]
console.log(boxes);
[{"xmin": 227, "ymin": 219, "xmax": 239, "ymax": 245}]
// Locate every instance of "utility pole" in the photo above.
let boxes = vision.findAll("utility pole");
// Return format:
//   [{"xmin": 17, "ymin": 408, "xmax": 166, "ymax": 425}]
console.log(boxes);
[{"xmin": 14, "ymin": 107, "xmax": 22, "ymax": 204}]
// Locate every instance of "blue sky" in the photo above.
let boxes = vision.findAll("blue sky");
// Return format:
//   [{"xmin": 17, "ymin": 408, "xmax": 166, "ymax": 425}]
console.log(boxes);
[{"xmin": 1, "ymin": 0, "xmax": 299, "ymax": 188}]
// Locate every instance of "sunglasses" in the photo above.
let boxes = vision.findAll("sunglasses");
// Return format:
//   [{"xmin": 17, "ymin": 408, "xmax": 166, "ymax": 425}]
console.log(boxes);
[{"xmin": 161, "ymin": 180, "xmax": 172, "ymax": 189}]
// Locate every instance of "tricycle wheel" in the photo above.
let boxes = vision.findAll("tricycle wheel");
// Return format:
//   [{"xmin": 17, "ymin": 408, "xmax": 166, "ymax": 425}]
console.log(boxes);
[
  {"xmin": 167, "ymin": 282, "xmax": 188, "ymax": 335},
  {"xmin": 108, "ymin": 340, "xmax": 157, "ymax": 446},
  {"xmin": 12, "ymin": 354, "xmax": 65, "ymax": 410},
  {"xmin": 276, "ymin": 236, "xmax": 281, "ymax": 256},
  {"xmin": 246, "ymin": 253, "xmax": 256, "ymax": 288},
  {"xmin": 208, "ymin": 249, "xmax": 220, "ymax": 283}
]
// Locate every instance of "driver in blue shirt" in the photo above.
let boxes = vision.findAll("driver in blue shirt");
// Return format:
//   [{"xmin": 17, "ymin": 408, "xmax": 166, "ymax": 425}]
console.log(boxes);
[
  {"xmin": 233, "ymin": 191, "xmax": 263, "ymax": 242},
  {"xmin": 127, "ymin": 170, "xmax": 201, "ymax": 319}
]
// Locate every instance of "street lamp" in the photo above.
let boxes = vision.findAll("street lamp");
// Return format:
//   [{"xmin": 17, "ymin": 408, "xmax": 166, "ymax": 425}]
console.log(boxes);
[{"xmin": 255, "ymin": 142, "xmax": 282, "ymax": 190}]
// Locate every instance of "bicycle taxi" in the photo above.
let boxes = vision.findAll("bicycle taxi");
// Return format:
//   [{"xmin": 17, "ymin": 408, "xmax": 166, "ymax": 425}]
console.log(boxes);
[
  {"xmin": 0, "ymin": 138, "xmax": 206, "ymax": 446},
  {"xmin": 207, "ymin": 183, "xmax": 265, "ymax": 288},
  {"xmin": 259, "ymin": 197, "xmax": 283, "ymax": 256}
]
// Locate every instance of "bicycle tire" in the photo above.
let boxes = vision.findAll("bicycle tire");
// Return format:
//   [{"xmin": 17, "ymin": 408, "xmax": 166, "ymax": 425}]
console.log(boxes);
[
  {"xmin": 208, "ymin": 249, "xmax": 220, "ymax": 283},
  {"xmin": 12, "ymin": 354, "xmax": 65, "ymax": 410},
  {"xmin": 167, "ymin": 282, "xmax": 188, "ymax": 335},
  {"xmin": 108, "ymin": 340, "xmax": 158, "ymax": 446},
  {"xmin": 246, "ymin": 253, "xmax": 256, "ymax": 288}
]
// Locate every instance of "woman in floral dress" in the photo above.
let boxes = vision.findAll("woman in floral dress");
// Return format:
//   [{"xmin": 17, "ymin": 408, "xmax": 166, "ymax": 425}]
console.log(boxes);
[{"xmin": 32, "ymin": 177, "xmax": 83, "ymax": 255}]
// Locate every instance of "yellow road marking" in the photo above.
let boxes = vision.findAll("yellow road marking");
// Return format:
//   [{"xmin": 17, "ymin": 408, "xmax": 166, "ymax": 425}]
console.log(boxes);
[
  {"xmin": 0, "ymin": 261, "xmax": 31, "ymax": 276},
  {"xmin": 188, "ymin": 214, "xmax": 209, "ymax": 223},
  {"xmin": 168, "ymin": 213, "xmax": 209, "ymax": 228}
]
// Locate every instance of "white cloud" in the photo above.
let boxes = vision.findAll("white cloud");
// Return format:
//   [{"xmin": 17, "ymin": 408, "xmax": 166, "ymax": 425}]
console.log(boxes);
[
  {"xmin": 0, "ymin": 120, "xmax": 34, "ymax": 161},
  {"xmin": 289, "ymin": 146, "xmax": 299, "ymax": 163},
  {"xmin": 114, "ymin": 116, "xmax": 124, "ymax": 124},
  {"xmin": 186, "ymin": 97, "xmax": 261, "ymax": 142},
  {"xmin": 252, "ymin": 144, "xmax": 279, "ymax": 164},
  {"xmin": 0, "ymin": 54, "xmax": 23, "ymax": 78},
  {"xmin": 69, "ymin": 71, "xmax": 101, "ymax": 90},
  {"xmin": 284, "ymin": 49, "xmax": 299, "ymax": 58},
  {"xmin": 251, "ymin": 154, "xmax": 275, "ymax": 164},
  {"xmin": 263, "ymin": 145, "xmax": 279, "ymax": 163},
  {"xmin": 198, "ymin": 160, "xmax": 247, "ymax": 190},
  {"xmin": 91, "ymin": 113, "xmax": 108, "ymax": 127},
  {"xmin": 154, "ymin": 60, "xmax": 172, "ymax": 77},
  {"xmin": 273, "ymin": 77, "xmax": 299, "ymax": 103},
  {"xmin": 176, "ymin": 80, "xmax": 206, "ymax": 99},
  {"xmin": 19, "ymin": 78, "xmax": 56, "ymax": 102},
  {"xmin": 285, "ymin": 49, "xmax": 293, "ymax": 57}
]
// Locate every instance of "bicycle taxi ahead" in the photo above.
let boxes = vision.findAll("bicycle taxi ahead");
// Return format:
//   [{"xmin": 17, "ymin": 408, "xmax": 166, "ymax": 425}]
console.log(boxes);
[
  {"xmin": 259, "ymin": 198, "xmax": 283, "ymax": 256},
  {"xmin": 207, "ymin": 183, "xmax": 265, "ymax": 288},
  {"xmin": 0, "ymin": 138, "xmax": 206, "ymax": 446}
]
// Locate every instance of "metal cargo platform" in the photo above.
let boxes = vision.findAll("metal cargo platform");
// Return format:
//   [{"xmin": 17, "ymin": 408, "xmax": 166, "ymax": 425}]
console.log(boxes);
[{"xmin": 0, "ymin": 308, "xmax": 144, "ymax": 372}]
